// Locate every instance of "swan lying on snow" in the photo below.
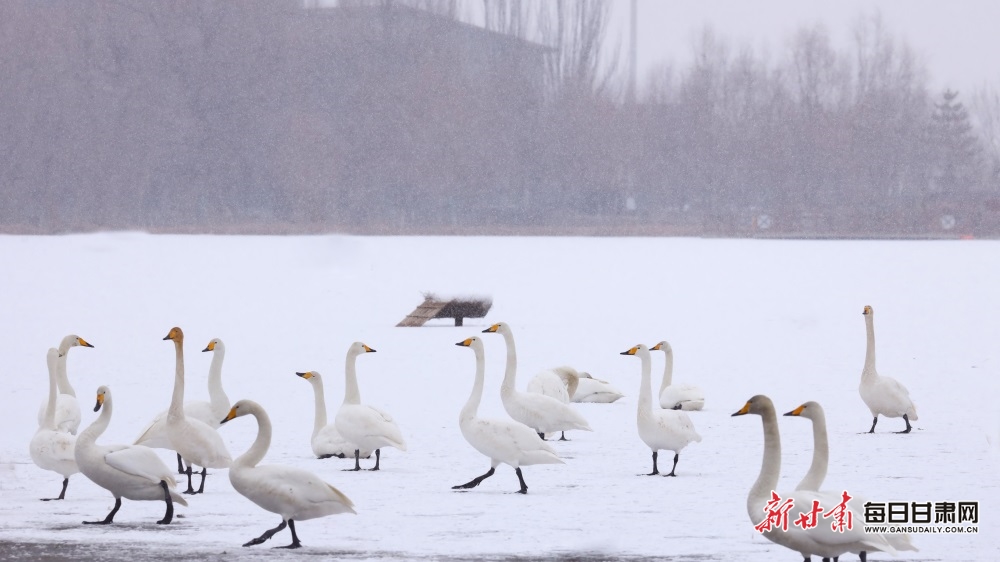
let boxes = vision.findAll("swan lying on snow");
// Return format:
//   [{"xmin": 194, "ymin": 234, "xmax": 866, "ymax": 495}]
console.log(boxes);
[
  {"xmin": 162, "ymin": 327, "xmax": 232, "ymax": 494},
  {"xmin": 135, "ymin": 337, "xmax": 232, "ymax": 474},
  {"xmin": 859, "ymin": 305, "xmax": 919, "ymax": 433},
  {"xmin": 222, "ymin": 399, "xmax": 356, "ymax": 549},
  {"xmin": 75, "ymin": 386, "xmax": 188, "ymax": 525},
  {"xmin": 453, "ymin": 337, "xmax": 563, "ymax": 494},
  {"xmin": 651, "ymin": 341, "xmax": 705, "ymax": 411},
  {"xmin": 334, "ymin": 342, "xmax": 407, "ymax": 471},
  {"xmin": 572, "ymin": 372, "xmax": 624, "ymax": 403},
  {"xmin": 295, "ymin": 371, "xmax": 372, "ymax": 460},
  {"xmin": 785, "ymin": 401, "xmax": 918, "ymax": 557},
  {"xmin": 30, "ymin": 348, "xmax": 79, "ymax": 501},
  {"xmin": 733, "ymin": 395, "xmax": 900, "ymax": 560},
  {"xmin": 35, "ymin": 334, "xmax": 94, "ymax": 435},
  {"xmin": 482, "ymin": 322, "xmax": 592, "ymax": 440},
  {"xmin": 621, "ymin": 345, "xmax": 700, "ymax": 476}
]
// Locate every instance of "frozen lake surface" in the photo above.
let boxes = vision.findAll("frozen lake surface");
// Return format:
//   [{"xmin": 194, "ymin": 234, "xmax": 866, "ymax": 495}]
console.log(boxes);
[{"xmin": 1, "ymin": 234, "xmax": 997, "ymax": 561}]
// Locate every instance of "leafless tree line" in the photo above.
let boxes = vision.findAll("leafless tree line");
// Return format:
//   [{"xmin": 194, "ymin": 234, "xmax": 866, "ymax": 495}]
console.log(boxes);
[{"xmin": 0, "ymin": 1, "xmax": 996, "ymax": 234}]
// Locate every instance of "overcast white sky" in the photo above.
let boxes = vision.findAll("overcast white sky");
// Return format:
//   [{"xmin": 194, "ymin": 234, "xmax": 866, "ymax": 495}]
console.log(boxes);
[{"xmin": 609, "ymin": 0, "xmax": 1000, "ymax": 95}]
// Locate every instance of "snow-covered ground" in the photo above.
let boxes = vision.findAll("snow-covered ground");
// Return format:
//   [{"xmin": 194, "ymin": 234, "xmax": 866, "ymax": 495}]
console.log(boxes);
[{"xmin": 1, "ymin": 233, "xmax": 997, "ymax": 561}]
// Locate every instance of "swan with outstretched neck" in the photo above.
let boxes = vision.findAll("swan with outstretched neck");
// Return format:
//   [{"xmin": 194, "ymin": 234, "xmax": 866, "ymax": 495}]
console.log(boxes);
[
  {"xmin": 333, "ymin": 342, "xmax": 407, "ymax": 471},
  {"xmin": 295, "ymin": 370, "xmax": 372, "ymax": 460},
  {"xmin": 482, "ymin": 322, "xmax": 592, "ymax": 440},
  {"xmin": 35, "ymin": 334, "xmax": 95, "ymax": 435},
  {"xmin": 621, "ymin": 344, "xmax": 700, "ymax": 476},
  {"xmin": 650, "ymin": 340, "xmax": 704, "ymax": 411},
  {"xmin": 30, "ymin": 348, "xmax": 79, "ymax": 501},
  {"xmin": 222, "ymin": 399, "xmax": 356, "ymax": 549},
  {"xmin": 452, "ymin": 337, "xmax": 563, "ymax": 494},
  {"xmin": 75, "ymin": 386, "xmax": 188, "ymax": 525},
  {"xmin": 858, "ymin": 305, "xmax": 919, "ymax": 433}
]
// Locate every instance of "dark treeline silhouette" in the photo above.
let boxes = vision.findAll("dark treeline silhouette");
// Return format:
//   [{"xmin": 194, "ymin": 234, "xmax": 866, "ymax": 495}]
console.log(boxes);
[{"xmin": 1, "ymin": 1, "xmax": 997, "ymax": 236}]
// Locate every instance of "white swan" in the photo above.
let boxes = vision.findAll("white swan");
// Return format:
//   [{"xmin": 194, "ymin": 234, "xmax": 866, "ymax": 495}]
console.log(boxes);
[
  {"xmin": 621, "ymin": 344, "xmax": 700, "ymax": 476},
  {"xmin": 651, "ymin": 341, "xmax": 705, "ymax": 411},
  {"xmin": 732, "ymin": 395, "xmax": 899, "ymax": 560},
  {"xmin": 482, "ymin": 323, "xmax": 592, "ymax": 439},
  {"xmin": 453, "ymin": 337, "xmax": 563, "ymax": 494},
  {"xmin": 75, "ymin": 386, "xmax": 188, "ymax": 524},
  {"xmin": 29, "ymin": 348, "xmax": 79, "ymax": 501},
  {"xmin": 162, "ymin": 327, "xmax": 232, "ymax": 493},
  {"xmin": 35, "ymin": 334, "xmax": 94, "ymax": 434},
  {"xmin": 135, "ymin": 337, "xmax": 232, "ymax": 473},
  {"xmin": 222, "ymin": 399, "xmax": 356, "ymax": 549},
  {"xmin": 334, "ymin": 342, "xmax": 407, "ymax": 471},
  {"xmin": 859, "ymin": 305, "xmax": 919, "ymax": 433},
  {"xmin": 785, "ymin": 401, "xmax": 919, "ymax": 556},
  {"xmin": 572, "ymin": 372, "xmax": 624, "ymax": 403},
  {"xmin": 526, "ymin": 366, "xmax": 580, "ymax": 441},
  {"xmin": 295, "ymin": 371, "xmax": 373, "ymax": 460}
]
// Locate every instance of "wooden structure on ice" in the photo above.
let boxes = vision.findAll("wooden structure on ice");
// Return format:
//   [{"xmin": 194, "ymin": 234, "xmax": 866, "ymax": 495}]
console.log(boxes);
[{"xmin": 396, "ymin": 294, "xmax": 493, "ymax": 327}]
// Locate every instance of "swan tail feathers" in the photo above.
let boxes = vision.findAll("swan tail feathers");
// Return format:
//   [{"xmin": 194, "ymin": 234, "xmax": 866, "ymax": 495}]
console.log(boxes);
[
  {"xmin": 327, "ymin": 484, "xmax": 357, "ymax": 513},
  {"xmin": 169, "ymin": 489, "xmax": 189, "ymax": 507},
  {"xmin": 520, "ymin": 450, "xmax": 564, "ymax": 465}
]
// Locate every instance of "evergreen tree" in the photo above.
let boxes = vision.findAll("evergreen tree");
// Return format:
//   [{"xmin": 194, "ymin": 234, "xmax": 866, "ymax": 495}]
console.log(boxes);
[{"xmin": 929, "ymin": 89, "xmax": 980, "ymax": 194}]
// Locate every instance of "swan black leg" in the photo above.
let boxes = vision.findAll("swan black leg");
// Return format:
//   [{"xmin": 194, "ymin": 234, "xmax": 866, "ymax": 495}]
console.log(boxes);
[
  {"xmin": 895, "ymin": 415, "xmax": 912, "ymax": 434},
  {"xmin": 537, "ymin": 432, "xmax": 546, "ymax": 440},
  {"xmin": 157, "ymin": 480, "xmax": 174, "ymax": 524},
  {"xmin": 453, "ymin": 467, "xmax": 496, "ymax": 489},
  {"xmin": 558, "ymin": 431, "xmax": 569, "ymax": 441},
  {"xmin": 276, "ymin": 519, "xmax": 302, "ymax": 549},
  {"xmin": 84, "ymin": 497, "xmax": 121, "ymax": 525},
  {"xmin": 515, "ymin": 467, "xmax": 528, "ymax": 494},
  {"xmin": 369, "ymin": 449, "xmax": 381, "ymax": 471},
  {"xmin": 195, "ymin": 466, "xmax": 208, "ymax": 493},
  {"xmin": 644, "ymin": 451, "xmax": 660, "ymax": 476},
  {"xmin": 183, "ymin": 465, "xmax": 196, "ymax": 494},
  {"xmin": 859, "ymin": 550, "xmax": 866, "ymax": 561},
  {"xmin": 868, "ymin": 417, "xmax": 878, "ymax": 434},
  {"xmin": 176, "ymin": 453, "xmax": 186, "ymax": 475},
  {"xmin": 243, "ymin": 519, "xmax": 287, "ymax": 547},
  {"xmin": 345, "ymin": 449, "xmax": 361, "ymax": 471},
  {"xmin": 41, "ymin": 477, "xmax": 69, "ymax": 501},
  {"xmin": 664, "ymin": 453, "xmax": 679, "ymax": 477}
]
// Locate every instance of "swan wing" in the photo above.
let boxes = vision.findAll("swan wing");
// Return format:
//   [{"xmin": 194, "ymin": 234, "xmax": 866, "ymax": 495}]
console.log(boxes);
[
  {"xmin": 660, "ymin": 384, "xmax": 705, "ymax": 410},
  {"xmin": 236, "ymin": 465, "xmax": 356, "ymax": 519},
  {"xmin": 168, "ymin": 417, "xmax": 233, "ymax": 468},
  {"xmin": 507, "ymin": 391, "xmax": 591, "ymax": 433},
  {"xmin": 135, "ymin": 400, "xmax": 217, "ymax": 447},
  {"xmin": 313, "ymin": 424, "xmax": 374, "ymax": 458},
  {"xmin": 336, "ymin": 404, "xmax": 407, "ymax": 451},
  {"xmin": 526, "ymin": 371, "xmax": 570, "ymax": 403},
  {"xmin": 37, "ymin": 395, "xmax": 81, "ymax": 434},
  {"xmin": 105, "ymin": 445, "xmax": 176, "ymax": 486},
  {"xmin": 462, "ymin": 417, "xmax": 563, "ymax": 466},
  {"xmin": 572, "ymin": 377, "xmax": 624, "ymax": 403}
]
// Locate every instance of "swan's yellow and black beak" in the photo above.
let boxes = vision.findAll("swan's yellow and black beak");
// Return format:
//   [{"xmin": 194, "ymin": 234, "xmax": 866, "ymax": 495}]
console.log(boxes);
[
  {"xmin": 456, "ymin": 338, "xmax": 473, "ymax": 347},
  {"xmin": 862, "ymin": 305, "xmax": 872, "ymax": 316},
  {"xmin": 220, "ymin": 406, "xmax": 238, "ymax": 425},
  {"xmin": 784, "ymin": 404, "xmax": 806, "ymax": 417},
  {"xmin": 296, "ymin": 371, "xmax": 313, "ymax": 380},
  {"xmin": 650, "ymin": 343, "xmax": 662, "ymax": 351},
  {"xmin": 94, "ymin": 393, "xmax": 105, "ymax": 412},
  {"xmin": 78, "ymin": 337, "xmax": 95, "ymax": 348},
  {"xmin": 362, "ymin": 344, "xmax": 376, "ymax": 353},
  {"xmin": 482, "ymin": 324, "xmax": 500, "ymax": 333},
  {"xmin": 203, "ymin": 341, "xmax": 216, "ymax": 352},
  {"xmin": 620, "ymin": 346, "xmax": 639, "ymax": 356},
  {"xmin": 732, "ymin": 401, "xmax": 751, "ymax": 417}
]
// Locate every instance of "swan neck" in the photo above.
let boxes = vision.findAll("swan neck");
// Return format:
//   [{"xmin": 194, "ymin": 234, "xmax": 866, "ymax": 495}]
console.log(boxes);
[
  {"xmin": 80, "ymin": 393, "xmax": 112, "ymax": 446},
  {"xmin": 235, "ymin": 405, "xmax": 271, "ymax": 468},
  {"xmin": 311, "ymin": 377, "xmax": 328, "ymax": 437},
  {"xmin": 207, "ymin": 346, "xmax": 230, "ymax": 415},
  {"xmin": 168, "ymin": 339, "xmax": 186, "ymax": 421},
  {"xmin": 862, "ymin": 314, "xmax": 876, "ymax": 376},
  {"xmin": 748, "ymin": 407, "xmax": 782, "ymax": 521},
  {"xmin": 42, "ymin": 354, "xmax": 59, "ymax": 429},
  {"xmin": 797, "ymin": 413, "xmax": 829, "ymax": 491},
  {"xmin": 56, "ymin": 351, "xmax": 76, "ymax": 397},
  {"xmin": 343, "ymin": 352, "xmax": 361, "ymax": 405},
  {"xmin": 637, "ymin": 349, "xmax": 654, "ymax": 419},
  {"xmin": 499, "ymin": 327, "xmax": 517, "ymax": 396},
  {"xmin": 658, "ymin": 347, "xmax": 674, "ymax": 396},
  {"xmin": 460, "ymin": 345, "xmax": 486, "ymax": 422}
]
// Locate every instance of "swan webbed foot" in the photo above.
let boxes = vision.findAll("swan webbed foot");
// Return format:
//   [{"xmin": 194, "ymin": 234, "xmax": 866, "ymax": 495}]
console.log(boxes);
[
  {"xmin": 244, "ymin": 519, "xmax": 287, "ymax": 547},
  {"xmin": 41, "ymin": 477, "xmax": 70, "ymax": 501},
  {"xmin": 367, "ymin": 449, "xmax": 381, "ymax": 471},
  {"xmin": 859, "ymin": 551, "xmax": 866, "ymax": 562},
  {"xmin": 664, "ymin": 453, "xmax": 679, "ymax": 477},
  {"xmin": 157, "ymin": 480, "xmax": 174, "ymax": 525},
  {"xmin": 182, "ymin": 465, "xmax": 198, "ymax": 494},
  {"xmin": 515, "ymin": 467, "xmax": 528, "ymax": 494},
  {"xmin": 646, "ymin": 451, "xmax": 660, "ymax": 475},
  {"xmin": 195, "ymin": 467, "xmax": 208, "ymax": 493},
  {"xmin": 894, "ymin": 414, "xmax": 913, "ymax": 434},
  {"xmin": 274, "ymin": 519, "xmax": 302, "ymax": 549},
  {"xmin": 537, "ymin": 432, "xmax": 546, "ymax": 441},
  {"xmin": 558, "ymin": 432, "xmax": 570, "ymax": 441},
  {"xmin": 453, "ymin": 467, "xmax": 495, "ymax": 490},
  {"xmin": 84, "ymin": 497, "xmax": 121, "ymax": 525}
]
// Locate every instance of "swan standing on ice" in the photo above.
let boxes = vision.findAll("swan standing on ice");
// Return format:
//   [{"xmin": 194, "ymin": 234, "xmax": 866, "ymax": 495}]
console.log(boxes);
[
  {"xmin": 295, "ymin": 371, "xmax": 372, "ymax": 460},
  {"xmin": 650, "ymin": 341, "xmax": 705, "ymax": 411},
  {"xmin": 859, "ymin": 305, "xmax": 919, "ymax": 433},
  {"xmin": 35, "ymin": 334, "xmax": 94, "ymax": 435},
  {"xmin": 572, "ymin": 372, "xmax": 624, "ymax": 404},
  {"xmin": 162, "ymin": 327, "xmax": 232, "ymax": 493},
  {"xmin": 30, "ymin": 348, "xmax": 79, "ymax": 501},
  {"xmin": 334, "ymin": 342, "xmax": 407, "ymax": 471},
  {"xmin": 732, "ymin": 395, "xmax": 900, "ymax": 560},
  {"xmin": 526, "ymin": 366, "xmax": 580, "ymax": 440},
  {"xmin": 222, "ymin": 399, "xmax": 356, "ymax": 549},
  {"xmin": 75, "ymin": 386, "xmax": 188, "ymax": 524},
  {"xmin": 785, "ymin": 401, "xmax": 918, "ymax": 557},
  {"xmin": 482, "ymin": 323, "xmax": 592, "ymax": 440},
  {"xmin": 621, "ymin": 345, "xmax": 700, "ymax": 476},
  {"xmin": 135, "ymin": 337, "xmax": 232, "ymax": 473},
  {"xmin": 453, "ymin": 337, "xmax": 563, "ymax": 494}
]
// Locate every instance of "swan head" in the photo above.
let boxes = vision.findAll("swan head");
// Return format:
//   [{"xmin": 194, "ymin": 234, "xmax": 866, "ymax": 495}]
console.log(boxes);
[
  {"xmin": 783, "ymin": 400, "xmax": 823, "ymax": 420},
  {"xmin": 163, "ymin": 327, "xmax": 184, "ymax": 342},
  {"xmin": 348, "ymin": 342, "xmax": 377, "ymax": 356},
  {"xmin": 650, "ymin": 341, "xmax": 672, "ymax": 353},
  {"xmin": 63, "ymin": 334, "xmax": 95, "ymax": 349},
  {"xmin": 220, "ymin": 399, "xmax": 256, "ymax": 424},
  {"xmin": 620, "ymin": 344, "xmax": 649, "ymax": 356},
  {"xmin": 732, "ymin": 394, "xmax": 775, "ymax": 417},
  {"xmin": 94, "ymin": 385, "xmax": 109, "ymax": 412},
  {"xmin": 202, "ymin": 338, "xmax": 223, "ymax": 353},
  {"xmin": 296, "ymin": 370, "xmax": 321, "ymax": 382},
  {"xmin": 482, "ymin": 322, "xmax": 508, "ymax": 334},
  {"xmin": 455, "ymin": 336, "xmax": 484, "ymax": 351},
  {"xmin": 862, "ymin": 305, "xmax": 873, "ymax": 316}
]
